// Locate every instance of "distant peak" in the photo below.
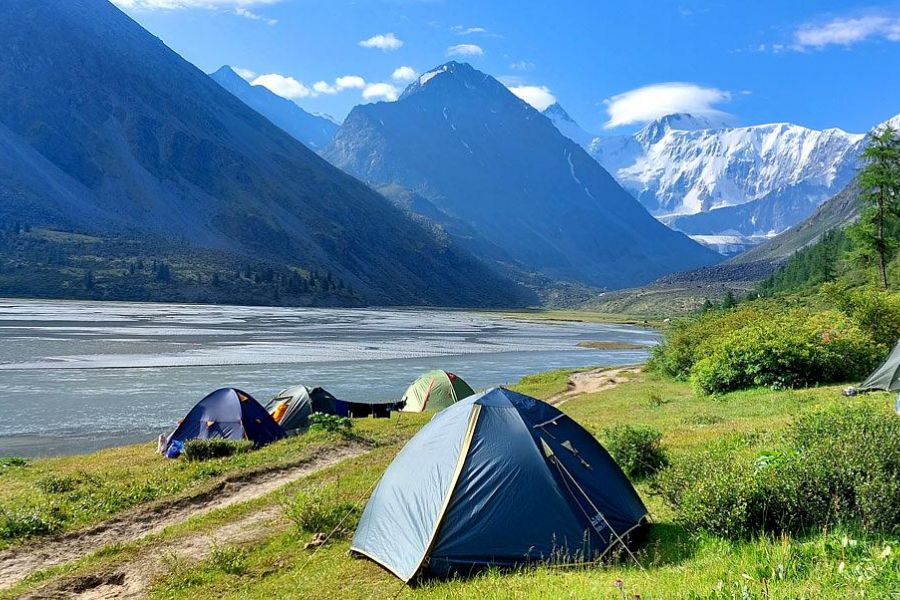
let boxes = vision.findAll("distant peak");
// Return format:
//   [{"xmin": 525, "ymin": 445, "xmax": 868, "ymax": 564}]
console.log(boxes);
[
  {"xmin": 636, "ymin": 112, "xmax": 733, "ymax": 143},
  {"xmin": 209, "ymin": 65, "xmax": 249, "ymax": 85},
  {"xmin": 399, "ymin": 61, "xmax": 486, "ymax": 100},
  {"xmin": 874, "ymin": 113, "xmax": 900, "ymax": 132},
  {"xmin": 542, "ymin": 103, "xmax": 573, "ymax": 122}
]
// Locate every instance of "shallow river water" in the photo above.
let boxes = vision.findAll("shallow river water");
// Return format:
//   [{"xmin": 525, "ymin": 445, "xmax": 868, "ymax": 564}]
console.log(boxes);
[{"xmin": 0, "ymin": 299, "xmax": 658, "ymax": 456}]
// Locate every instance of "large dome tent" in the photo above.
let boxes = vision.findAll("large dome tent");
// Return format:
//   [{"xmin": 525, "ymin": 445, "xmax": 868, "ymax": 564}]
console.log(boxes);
[
  {"xmin": 399, "ymin": 370, "xmax": 474, "ymax": 413},
  {"xmin": 166, "ymin": 388, "xmax": 285, "ymax": 453},
  {"xmin": 351, "ymin": 387, "xmax": 648, "ymax": 581}
]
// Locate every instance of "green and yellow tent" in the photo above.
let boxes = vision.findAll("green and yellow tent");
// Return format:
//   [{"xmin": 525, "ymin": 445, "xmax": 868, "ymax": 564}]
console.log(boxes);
[{"xmin": 399, "ymin": 370, "xmax": 474, "ymax": 413}]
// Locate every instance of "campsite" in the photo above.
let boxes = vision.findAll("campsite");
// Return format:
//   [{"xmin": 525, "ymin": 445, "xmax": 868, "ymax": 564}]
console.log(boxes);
[{"xmin": 2, "ymin": 0, "xmax": 900, "ymax": 598}]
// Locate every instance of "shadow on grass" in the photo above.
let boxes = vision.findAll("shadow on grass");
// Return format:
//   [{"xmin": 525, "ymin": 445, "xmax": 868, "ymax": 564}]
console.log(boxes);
[{"xmin": 639, "ymin": 522, "xmax": 697, "ymax": 568}]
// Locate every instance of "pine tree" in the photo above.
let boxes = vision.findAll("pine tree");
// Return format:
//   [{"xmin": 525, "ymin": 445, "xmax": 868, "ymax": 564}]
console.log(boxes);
[
  {"xmin": 721, "ymin": 290, "xmax": 737, "ymax": 309},
  {"xmin": 849, "ymin": 126, "xmax": 900, "ymax": 288}
]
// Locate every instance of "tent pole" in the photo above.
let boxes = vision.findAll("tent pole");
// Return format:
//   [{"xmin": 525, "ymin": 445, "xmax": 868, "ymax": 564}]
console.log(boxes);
[{"xmin": 553, "ymin": 457, "xmax": 645, "ymax": 571}]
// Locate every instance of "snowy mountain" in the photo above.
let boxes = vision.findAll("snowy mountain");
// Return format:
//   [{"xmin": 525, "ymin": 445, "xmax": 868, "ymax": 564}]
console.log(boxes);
[
  {"xmin": 325, "ymin": 62, "xmax": 720, "ymax": 289},
  {"xmin": 548, "ymin": 108, "xmax": 868, "ymax": 254},
  {"xmin": 542, "ymin": 103, "xmax": 595, "ymax": 148},
  {"xmin": 210, "ymin": 66, "xmax": 338, "ymax": 150}
]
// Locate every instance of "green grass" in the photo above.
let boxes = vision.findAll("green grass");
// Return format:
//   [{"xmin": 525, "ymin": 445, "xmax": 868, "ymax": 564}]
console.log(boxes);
[
  {"xmin": 4, "ymin": 371, "xmax": 898, "ymax": 599},
  {"xmin": 485, "ymin": 308, "xmax": 665, "ymax": 327},
  {"xmin": 0, "ymin": 417, "xmax": 427, "ymax": 551},
  {"xmin": 139, "ymin": 371, "xmax": 897, "ymax": 599}
]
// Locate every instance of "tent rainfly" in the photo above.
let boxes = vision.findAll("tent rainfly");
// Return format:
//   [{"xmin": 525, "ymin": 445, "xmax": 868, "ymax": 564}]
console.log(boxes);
[
  {"xmin": 399, "ymin": 370, "xmax": 474, "ymax": 413},
  {"xmin": 266, "ymin": 385, "xmax": 344, "ymax": 432},
  {"xmin": 860, "ymin": 339, "xmax": 900, "ymax": 392},
  {"xmin": 351, "ymin": 387, "xmax": 649, "ymax": 582},
  {"xmin": 166, "ymin": 388, "xmax": 285, "ymax": 451}
]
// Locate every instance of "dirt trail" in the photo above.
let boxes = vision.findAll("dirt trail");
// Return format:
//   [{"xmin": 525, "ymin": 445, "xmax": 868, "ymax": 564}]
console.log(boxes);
[
  {"xmin": 547, "ymin": 366, "xmax": 642, "ymax": 406},
  {"xmin": 35, "ymin": 507, "xmax": 280, "ymax": 600},
  {"xmin": 0, "ymin": 443, "xmax": 368, "ymax": 595}
]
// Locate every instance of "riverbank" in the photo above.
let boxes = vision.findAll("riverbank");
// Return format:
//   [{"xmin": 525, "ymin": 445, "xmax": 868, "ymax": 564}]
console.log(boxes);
[{"xmin": 1, "ymin": 367, "xmax": 895, "ymax": 599}]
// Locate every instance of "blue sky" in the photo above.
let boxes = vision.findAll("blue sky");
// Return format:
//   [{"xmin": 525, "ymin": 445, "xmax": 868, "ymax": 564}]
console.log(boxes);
[{"xmin": 114, "ymin": 0, "xmax": 900, "ymax": 134}]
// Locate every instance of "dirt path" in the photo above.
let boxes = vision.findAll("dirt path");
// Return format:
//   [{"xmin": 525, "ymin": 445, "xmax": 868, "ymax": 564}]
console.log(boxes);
[
  {"xmin": 35, "ymin": 506, "xmax": 280, "ymax": 599},
  {"xmin": 0, "ymin": 443, "xmax": 368, "ymax": 595},
  {"xmin": 547, "ymin": 366, "xmax": 642, "ymax": 406}
]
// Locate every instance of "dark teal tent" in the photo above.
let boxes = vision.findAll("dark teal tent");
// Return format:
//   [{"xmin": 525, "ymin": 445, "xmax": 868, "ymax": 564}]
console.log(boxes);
[
  {"xmin": 167, "ymin": 388, "xmax": 285, "ymax": 451},
  {"xmin": 351, "ymin": 387, "xmax": 648, "ymax": 581},
  {"xmin": 860, "ymin": 339, "xmax": 900, "ymax": 391}
]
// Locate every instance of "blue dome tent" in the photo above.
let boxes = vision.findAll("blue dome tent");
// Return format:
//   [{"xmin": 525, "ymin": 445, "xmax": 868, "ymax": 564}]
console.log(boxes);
[
  {"xmin": 166, "ymin": 388, "xmax": 285, "ymax": 453},
  {"xmin": 351, "ymin": 387, "xmax": 648, "ymax": 581}
]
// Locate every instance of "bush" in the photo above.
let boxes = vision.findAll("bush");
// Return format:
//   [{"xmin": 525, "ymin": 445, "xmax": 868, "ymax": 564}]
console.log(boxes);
[
  {"xmin": 308, "ymin": 413, "xmax": 353, "ymax": 434},
  {"xmin": 282, "ymin": 486, "xmax": 360, "ymax": 538},
  {"xmin": 0, "ymin": 507, "xmax": 64, "ymax": 541},
  {"xmin": 657, "ymin": 405, "xmax": 900, "ymax": 539},
  {"xmin": 182, "ymin": 438, "xmax": 253, "ymax": 461},
  {"xmin": 602, "ymin": 425, "xmax": 668, "ymax": 479},
  {"xmin": 690, "ymin": 309, "xmax": 880, "ymax": 395},
  {"xmin": 0, "ymin": 457, "xmax": 28, "ymax": 470},
  {"xmin": 822, "ymin": 284, "xmax": 900, "ymax": 348},
  {"xmin": 35, "ymin": 474, "xmax": 82, "ymax": 494},
  {"xmin": 208, "ymin": 543, "xmax": 248, "ymax": 575},
  {"xmin": 649, "ymin": 305, "xmax": 771, "ymax": 379}
]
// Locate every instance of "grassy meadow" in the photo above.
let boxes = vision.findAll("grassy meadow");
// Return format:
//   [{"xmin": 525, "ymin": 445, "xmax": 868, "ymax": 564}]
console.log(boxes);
[{"xmin": 3, "ymin": 368, "xmax": 896, "ymax": 599}]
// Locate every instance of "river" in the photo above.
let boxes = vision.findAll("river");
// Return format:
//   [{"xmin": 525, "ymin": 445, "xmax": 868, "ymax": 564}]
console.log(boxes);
[{"xmin": 0, "ymin": 299, "xmax": 658, "ymax": 456}]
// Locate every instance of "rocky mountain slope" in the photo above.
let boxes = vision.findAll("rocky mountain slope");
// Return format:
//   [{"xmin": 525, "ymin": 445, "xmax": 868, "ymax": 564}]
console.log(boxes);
[
  {"xmin": 325, "ymin": 62, "xmax": 720, "ymax": 289},
  {"xmin": 0, "ymin": 0, "xmax": 529, "ymax": 307}
]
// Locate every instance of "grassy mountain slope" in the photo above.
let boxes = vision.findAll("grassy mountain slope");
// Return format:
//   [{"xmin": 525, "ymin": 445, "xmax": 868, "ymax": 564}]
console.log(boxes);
[{"xmin": 0, "ymin": 0, "xmax": 529, "ymax": 308}]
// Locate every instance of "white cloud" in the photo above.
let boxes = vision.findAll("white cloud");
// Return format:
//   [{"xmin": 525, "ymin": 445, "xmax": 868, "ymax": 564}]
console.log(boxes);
[
  {"xmin": 391, "ymin": 66, "xmax": 418, "ymax": 82},
  {"xmin": 363, "ymin": 83, "xmax": 400, "ymax": 102},
  {"xmin": 508, "ymin": 60, "xmax": 534, "ymax": 71},
  {"xmin": 452, "ymin": 25, "xmax": 487, "ymax": 35},
  {"xmin": 313, "ymin": 75, "xmax": 367, "ymax": 95},
  {"xmin": 507, "ymin": 85, "xmax": 556, "ymax": 111},
  {"xmin": 793, "ymin": 15, "xmax": 900, "ymax": 49},
  {"xmin": 234, "ymin": 7, "xmax": 276, "ymax": 25},
  {"xmin": 446, "ymin": 43, "xmax": 484, "ymax": 57},
  {"xmin": 251, "ymin": 73, "xmax": 312, "ymax": 99},
  {"xmin": 336, "ymin": 75, "xmax": 366, "ymax": 89},
  {"xmin": 359, "ymin": 33, "xmax": 403, "ymax": 51},
  {"xmin": 232, "ymin": 66, "xmax": 257, "ymax": 80},
  {"xmin": 602, "ymin": 82, "xmax": 731, "ymax": 129}
]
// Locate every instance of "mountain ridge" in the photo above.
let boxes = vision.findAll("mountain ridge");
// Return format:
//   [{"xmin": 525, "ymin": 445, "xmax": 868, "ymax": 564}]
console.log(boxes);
[
  {"xmin": 0, "ymin": 0, "xmax": 530, "ymax": 308},
  {"xmin": 325, "ymin": 61, "xmax": 721, "ymax": 290},
  {"xmin": 209, "ymin": 66, "xmax": 339, "ymax": 151}
]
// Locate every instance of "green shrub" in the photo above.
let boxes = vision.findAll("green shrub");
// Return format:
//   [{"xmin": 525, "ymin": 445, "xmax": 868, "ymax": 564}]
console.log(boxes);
[
  {"xmin": 35, "ymin": 474, "xmax": 83, "ymax": 494},
  {"xmin": 602, "ymin": 425, "xmax": 669, "ymax": 479},
  {"xmin": 208, "ymin": 543, "xmax": 248, "ymax": 575},
  {"xmin": 657, "ymin": 405, "xmax": 900, "ymax": 539},
  {"xmin": 308, "ymin": 413, "xmax": 353, "ymax": 433},
  {"xmin": 282, "ymin": 486, "xmax": 359, "ymax": 538},
  {"xmin": 0, "ymin": 457, "xmax": 28, "ymax": 470},
  {"xmin": 0, "ymin": 507, "xmax": 64, "ymax": 541},
  {"xmin": 690, "ymin": 309, "xmax": 879, "ymax": 395},
  {"xmin": 822, "ymin": 284, "xmax": 900, "ymax": 348},
  {"xmin": 649, "ymin": 305, "xmax": 771, "ymax": 379},
  {"xmin": 182, "ymin": 438, "xmax": 253, "ymax": 461}
]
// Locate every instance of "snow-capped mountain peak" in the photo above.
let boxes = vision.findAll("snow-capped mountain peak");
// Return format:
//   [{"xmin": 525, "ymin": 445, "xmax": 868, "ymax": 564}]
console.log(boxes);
[
  {"xmin": 399, "ymin": 61, "xmax": 490, "ymax": 100},
  {"xmin": 541, "ymin": 103, "xmax": 595, "ymax": 148},
  {"xmin": 635, "ymin": 112, "xmax": 734, "ymax": 144}
]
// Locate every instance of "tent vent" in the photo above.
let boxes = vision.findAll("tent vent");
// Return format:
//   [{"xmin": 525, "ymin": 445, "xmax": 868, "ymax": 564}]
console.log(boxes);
[{"xmin": 540, "ymin": 438, "xmax": 555, "ymax": 458}]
